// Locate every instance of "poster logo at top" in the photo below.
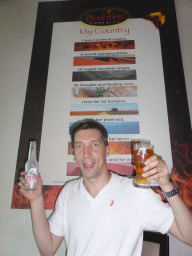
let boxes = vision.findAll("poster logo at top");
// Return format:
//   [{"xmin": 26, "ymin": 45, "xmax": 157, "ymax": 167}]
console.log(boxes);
[{"xmin": 80, "ymin": 8, "xmax": 130, "ymax": 26}]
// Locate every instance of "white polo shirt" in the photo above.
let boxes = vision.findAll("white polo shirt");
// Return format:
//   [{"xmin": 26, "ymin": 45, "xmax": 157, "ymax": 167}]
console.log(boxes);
[{"xmin": 49, "ymin": 172, "xmax": 174, "ymax": 256}]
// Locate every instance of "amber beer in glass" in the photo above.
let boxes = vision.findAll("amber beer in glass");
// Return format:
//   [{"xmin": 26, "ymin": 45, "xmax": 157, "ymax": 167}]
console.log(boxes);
[{"xmin": 133, "ymin": 143, "xmax": 154, "ymax": 188}]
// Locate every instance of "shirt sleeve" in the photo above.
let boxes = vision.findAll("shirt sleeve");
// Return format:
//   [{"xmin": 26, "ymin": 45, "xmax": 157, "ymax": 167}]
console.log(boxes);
[
  {"xmin": 139, "ymin": 189, "xmax": 174, "ymax": 234},
  {"xmin": 49, "ymin": 186, "xmax": 66, "ymax": 237}
]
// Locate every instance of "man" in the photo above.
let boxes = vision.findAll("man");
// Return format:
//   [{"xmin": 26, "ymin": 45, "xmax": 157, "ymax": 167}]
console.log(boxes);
[{"xmin": 19, "ymin": 120, "xmax": 192, "ymax": 256}]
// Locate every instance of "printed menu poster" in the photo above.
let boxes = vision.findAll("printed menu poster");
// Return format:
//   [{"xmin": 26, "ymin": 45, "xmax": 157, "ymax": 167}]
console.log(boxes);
[
  {"xmin": 39, "ymin": 17, "xmax": 172, "ymax": 186},
  {"xmin": 12, "ymin": 2, "xmax": 191, "ymax": 210}
]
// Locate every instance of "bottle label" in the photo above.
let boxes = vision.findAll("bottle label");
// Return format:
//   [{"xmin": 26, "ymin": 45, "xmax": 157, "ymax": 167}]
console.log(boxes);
[{"xmin": 26, "ymin": 168, "xmax": 38, "ymax": 183}]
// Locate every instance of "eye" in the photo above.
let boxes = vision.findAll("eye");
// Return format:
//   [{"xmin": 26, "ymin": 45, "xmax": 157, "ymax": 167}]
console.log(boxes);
[
  {"xmin": 75, "ymin": 144, "xmax": 83, "ymax": 150},
  {"xmin": 93, "ymin": 143, "xmax": 99, "ymax": 147}
]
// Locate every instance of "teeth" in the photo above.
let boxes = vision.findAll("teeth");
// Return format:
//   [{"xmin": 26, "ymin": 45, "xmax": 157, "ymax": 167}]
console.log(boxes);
[{"xmin": 84, "ymin": 163, "xmax": 94, "ymax": 167}]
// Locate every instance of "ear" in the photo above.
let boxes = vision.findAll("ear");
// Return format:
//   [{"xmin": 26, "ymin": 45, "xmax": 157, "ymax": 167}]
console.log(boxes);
[
  {"xmin": 72, "ymin": 149, "xmax": 76, "ymax": 161},
  {"xmin": 106, "ymin": 145, "xmax": 110, "ymax": 157},
  {"xmin": 70, "ymin": 146, "xmax": 74, "ymax": 156}
]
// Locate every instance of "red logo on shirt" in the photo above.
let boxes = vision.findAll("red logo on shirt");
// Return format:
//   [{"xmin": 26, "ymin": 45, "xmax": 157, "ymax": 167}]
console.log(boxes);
[{"xmin": 110, "ymin": 200, "xmax": 114, "ymax": 206}]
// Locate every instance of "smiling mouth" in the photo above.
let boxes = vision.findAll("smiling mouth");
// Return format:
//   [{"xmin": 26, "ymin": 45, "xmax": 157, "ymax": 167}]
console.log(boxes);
[{"xmin": 83, "ymin": 162, "xmax": 95, "ymax": 169}]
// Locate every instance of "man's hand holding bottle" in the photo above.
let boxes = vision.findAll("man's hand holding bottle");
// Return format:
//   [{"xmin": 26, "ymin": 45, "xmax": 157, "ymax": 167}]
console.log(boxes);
[{"xmin": 19, "ymin": 171, "xmax": 43, "ymax": 203}]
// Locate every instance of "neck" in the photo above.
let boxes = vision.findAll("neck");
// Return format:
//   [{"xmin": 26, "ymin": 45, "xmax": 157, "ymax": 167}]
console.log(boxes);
[{"xmin": 83, "ymin": 171, "xmax": 111, "ymax": 198}]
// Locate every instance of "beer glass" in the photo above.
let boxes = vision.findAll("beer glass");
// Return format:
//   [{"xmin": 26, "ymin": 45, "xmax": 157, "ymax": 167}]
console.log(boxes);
[{"xmin": 133, "ymin": 142, "xmax": 154, "ymax": 188}]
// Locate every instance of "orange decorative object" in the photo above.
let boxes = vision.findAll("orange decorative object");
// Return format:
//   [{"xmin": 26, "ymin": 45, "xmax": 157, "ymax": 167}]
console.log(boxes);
[{"xmin": 145, "ymin": 12, "xmax": 166, "ymax": 29}]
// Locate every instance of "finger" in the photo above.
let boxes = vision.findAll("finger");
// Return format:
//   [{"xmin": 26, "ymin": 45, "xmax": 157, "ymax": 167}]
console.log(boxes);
[
  {"xmin": 18, "ymin": 181, "xmax": 26, "ymax": 191},
  {"xmin": 144, "ymin": 157, "xmax": 165, "ymax": 172},
  {"xmin": 147, "ymin": 172, "xmax": 166, "ymax": 181},
  {"xmin": 147, "ymin": 169, "xmax": 170, "ymax": 182},
  {"xmin": 19, "ymin": 187, "xmax": 29, "ymax": 196},
  {"xmin": 18, "ymin": 181, "xmax": 22, "ymax": 188},
  {"xmin": 143, "ymin": 158, "xmax": 159, "ymax": 172},
  {"xmin": 142, "ymin": 166, "xmax": 161, "ymax": 177},
  {"xmin": 20, "ymin": 171, "xmax": 26, "ymax": 176},
  {"xmin": 19, "ymin": 176, "xmax": 26, "ymax": 184},
  {"xmin": 144, "ymin": 155, "xmax": 158, "ymax": 165},
  {"xmin": 142, "ymin": 163, "xmax": 168, "ymax": 178}
]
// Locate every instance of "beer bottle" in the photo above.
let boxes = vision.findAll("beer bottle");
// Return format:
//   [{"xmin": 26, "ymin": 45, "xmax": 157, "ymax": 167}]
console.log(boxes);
[{"xmin": 25, "ymin": 141, "xmax": 39, "ymax": 190}]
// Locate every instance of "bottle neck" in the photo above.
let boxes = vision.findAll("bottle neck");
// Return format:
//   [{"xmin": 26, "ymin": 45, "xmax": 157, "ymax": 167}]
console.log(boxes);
[{"xmin": 28, "ymin": 141, "xmax": 37, "ymax": 160}]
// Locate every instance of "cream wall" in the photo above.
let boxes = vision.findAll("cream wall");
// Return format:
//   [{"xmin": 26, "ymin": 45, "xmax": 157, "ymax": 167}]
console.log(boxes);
[{"xmin": 0, "ymin": 0, "xmax": 191, "ymax": 255}]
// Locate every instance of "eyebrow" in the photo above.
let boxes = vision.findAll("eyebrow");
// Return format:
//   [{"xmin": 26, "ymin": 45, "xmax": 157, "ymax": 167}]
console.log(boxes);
[{"xmin": 74, "ymin": 139, "xmax": 102, "ymax": 145}]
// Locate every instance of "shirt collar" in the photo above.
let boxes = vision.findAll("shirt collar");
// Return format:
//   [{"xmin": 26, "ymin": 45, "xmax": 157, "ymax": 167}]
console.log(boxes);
[{"xmin": 78, "ymin": 171, "xmax": 122, "ymax": 192}]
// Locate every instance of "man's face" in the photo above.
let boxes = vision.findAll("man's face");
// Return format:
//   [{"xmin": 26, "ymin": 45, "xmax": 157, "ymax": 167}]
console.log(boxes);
[{"xmin": 73, "ymin": 128, "xmax": 110, "ymax": 181}]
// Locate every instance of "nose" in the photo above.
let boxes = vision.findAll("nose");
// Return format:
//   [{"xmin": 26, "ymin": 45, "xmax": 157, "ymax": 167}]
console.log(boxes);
[{"xmin": 83, "ymin": 146, "xmax": 91, "ymax": 158}]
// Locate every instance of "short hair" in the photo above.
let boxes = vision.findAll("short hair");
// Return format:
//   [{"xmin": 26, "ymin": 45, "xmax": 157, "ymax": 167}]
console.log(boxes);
[{"xmin": 70, "ymin": 120, "xmax": 108, "ymax": 148}]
